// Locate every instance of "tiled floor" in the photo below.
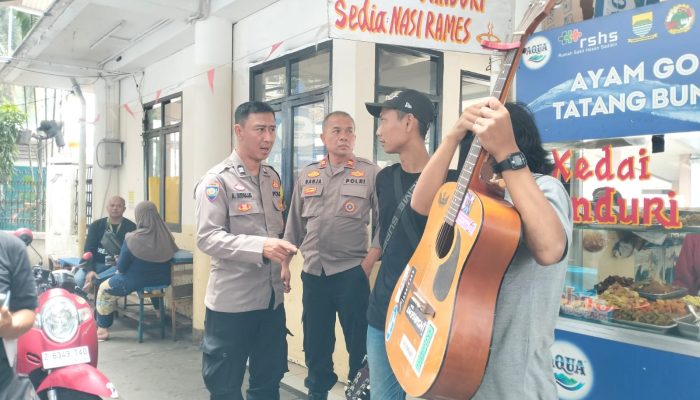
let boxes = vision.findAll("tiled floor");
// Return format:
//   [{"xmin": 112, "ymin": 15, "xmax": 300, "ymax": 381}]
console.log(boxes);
[{"xmin": 97, "ymin": 315, "xmax": 348, "ymax": 399}]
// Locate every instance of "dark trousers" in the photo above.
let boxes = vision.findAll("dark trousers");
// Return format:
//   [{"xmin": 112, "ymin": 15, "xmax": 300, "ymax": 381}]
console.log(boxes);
[
  {"xmin": 302, "ymin": 266, "xmax": 370, "ymax": 393},
  {"xmin": 201, "ymin": 305, "xmax": 288, "ymax": 400}
]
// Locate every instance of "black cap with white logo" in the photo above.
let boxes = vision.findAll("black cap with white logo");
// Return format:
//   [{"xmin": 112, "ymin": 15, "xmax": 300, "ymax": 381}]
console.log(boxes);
[{"xmin": 365, "ymin": 89, "xmax": 435, "ymax": 127}]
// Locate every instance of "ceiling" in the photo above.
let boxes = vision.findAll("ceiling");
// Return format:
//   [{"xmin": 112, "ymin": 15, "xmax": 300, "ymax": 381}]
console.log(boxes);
[{"xmin": 0, "ymin": 0, "xmax": 278, "ymax": 88}]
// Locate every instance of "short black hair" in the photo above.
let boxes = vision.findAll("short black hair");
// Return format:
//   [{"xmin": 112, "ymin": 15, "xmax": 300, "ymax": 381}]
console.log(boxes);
[
  {"xmin": 234, "ymin": 101, "xmax": 275, "ymax": 125},
  {"xmin": 397, "ymin": 110, "xmax": 430, "ymax": 138},
  {"xmin": 505, "ymin": 102, "xmax": 554, "ymax": 175}
]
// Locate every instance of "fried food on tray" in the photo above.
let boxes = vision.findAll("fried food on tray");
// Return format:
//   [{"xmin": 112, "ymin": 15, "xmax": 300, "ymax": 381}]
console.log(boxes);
[
  {"xmin": 599, "ymin": 283, "xmax": 648, "ymax": 309},
  {"xmin": 614, "ymin": 309, "xmax": 675, "ymax": 326},
  {"xmin": 634, "ymin": 280, "xmax": 675, "ymax": 294},
  {"xmin": 594, "ymin": 275, "xmax": 634, "ymax": 294},
  {"xmin": 650, "ymin": 299, "xmax": 687, "ymax": 316},
  {"xmin": 682, "ymin": 295, "xmax": 700, "ymax": 308}
]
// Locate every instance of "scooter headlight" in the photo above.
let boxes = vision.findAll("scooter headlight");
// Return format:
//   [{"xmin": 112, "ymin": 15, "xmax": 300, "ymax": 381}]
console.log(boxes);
[{"xmin": 40, "ymin": 297, "xmax": 79, "ymax": 343}]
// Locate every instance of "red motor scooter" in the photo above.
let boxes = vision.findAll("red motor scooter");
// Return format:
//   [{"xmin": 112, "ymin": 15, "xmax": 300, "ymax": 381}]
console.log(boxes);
[{"xmin": 13, "ymin": 228, "xmax": 119, "ymax": 399}]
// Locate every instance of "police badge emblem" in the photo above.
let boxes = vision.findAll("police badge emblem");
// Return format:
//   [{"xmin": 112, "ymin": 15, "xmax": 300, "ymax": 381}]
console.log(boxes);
[{"xmin": 205, "ymin": 181, "xmax": 220, "ymax": 202}]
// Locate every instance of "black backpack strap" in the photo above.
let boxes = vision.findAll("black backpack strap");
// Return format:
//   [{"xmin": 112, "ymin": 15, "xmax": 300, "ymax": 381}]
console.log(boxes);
[{"xmin": 382, "ymin": 167, "xmax": 421, "ymax": 253}]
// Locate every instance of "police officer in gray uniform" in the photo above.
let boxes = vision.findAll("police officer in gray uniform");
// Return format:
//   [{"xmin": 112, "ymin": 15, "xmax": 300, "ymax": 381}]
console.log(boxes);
[
  {"xmin": 195, "ymin": 101, "xmax": 298, "ymax": 400},
  {"xmin": 283, "ymin": 111, "xmax": 381, "ymax": 400}
]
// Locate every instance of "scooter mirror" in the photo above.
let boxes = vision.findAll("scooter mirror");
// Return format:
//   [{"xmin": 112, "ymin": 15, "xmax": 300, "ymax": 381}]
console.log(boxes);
[{"xmin": 13, "ymin": 228, "xmax": 33, "ymax": 246}]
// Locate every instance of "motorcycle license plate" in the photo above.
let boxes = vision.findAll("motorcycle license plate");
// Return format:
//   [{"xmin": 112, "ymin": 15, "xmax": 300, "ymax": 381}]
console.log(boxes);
[{"xmin": 42, "ymin": 346, "xmax": 91, "ymax": 369}]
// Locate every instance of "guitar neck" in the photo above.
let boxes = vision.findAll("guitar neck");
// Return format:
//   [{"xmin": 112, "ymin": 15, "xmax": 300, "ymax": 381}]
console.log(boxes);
[
  {"xmin": 445, "ymin": 46, "xmax": 520, "ymax": 226},
  {"xmin": 443, "ymin": 0, "xmax": 556, "ymax": 227}
]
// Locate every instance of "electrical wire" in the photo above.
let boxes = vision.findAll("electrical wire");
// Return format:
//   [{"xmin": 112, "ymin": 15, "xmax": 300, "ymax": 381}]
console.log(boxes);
[{"xmin": 5, "ymin": 64, "xmax": 131, "ymax": 79}]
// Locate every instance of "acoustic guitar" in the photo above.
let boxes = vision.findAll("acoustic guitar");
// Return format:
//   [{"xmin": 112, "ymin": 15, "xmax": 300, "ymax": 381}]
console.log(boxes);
[{"xmin": 384, "ymin": 1, "xmax": 556, "ymax": 398}]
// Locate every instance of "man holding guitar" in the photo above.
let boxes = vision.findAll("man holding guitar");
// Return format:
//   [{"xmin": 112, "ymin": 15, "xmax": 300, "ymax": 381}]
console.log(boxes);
[{"xmin": 410, "ymin": 98, "xmax": 573, "ymax": 399}]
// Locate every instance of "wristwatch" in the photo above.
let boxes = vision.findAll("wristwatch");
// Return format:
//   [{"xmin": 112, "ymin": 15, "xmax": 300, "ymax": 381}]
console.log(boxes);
[{"xmin": 492, "ymin": 151, "xmax": 527, "ymax": 173}]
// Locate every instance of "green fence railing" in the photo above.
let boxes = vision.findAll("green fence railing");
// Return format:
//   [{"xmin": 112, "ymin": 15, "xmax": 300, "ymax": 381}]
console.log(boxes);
[{"xmin": 0, "ymin": 166, "xmax": 45, "ymax": 231}]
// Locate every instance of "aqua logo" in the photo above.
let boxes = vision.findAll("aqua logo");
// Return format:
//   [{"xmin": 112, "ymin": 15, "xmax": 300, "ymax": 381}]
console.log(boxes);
[
  {"xmin": 558, "ymin": 29, "xmax": 583, "ymax": 45},
  {"xmin": 522, "ymin": 36, "xmax": 552, "ymax": 70},
  {"xmin": 551, "ymin": 341, "xmax": 593, "ymax": 399},
  {"xmin": 553, "ymin": 355, "xmax": 586, "ymax": 390}
]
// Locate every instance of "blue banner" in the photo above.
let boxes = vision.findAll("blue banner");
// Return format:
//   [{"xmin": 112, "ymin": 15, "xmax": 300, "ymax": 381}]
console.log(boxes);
[
  {"xmin": 516, "ymin": 0, "xmax": 699, "ymax": 142},
  {"xmin": 553, "ymin": 328, "xmax": 700, "ymax": 399}
]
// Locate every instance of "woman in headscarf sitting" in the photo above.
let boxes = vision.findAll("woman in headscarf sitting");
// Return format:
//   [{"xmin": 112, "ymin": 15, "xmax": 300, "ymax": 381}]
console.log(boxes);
[{"xmin": 95, "ymin": 201, "xmax": 179, "ymax": 341}]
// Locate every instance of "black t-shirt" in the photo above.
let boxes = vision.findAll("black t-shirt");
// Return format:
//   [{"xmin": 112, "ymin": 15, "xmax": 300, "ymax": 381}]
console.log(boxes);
[
  {"xmin": 366, "ymin": 164, "xmax": 458, "ymax": 330},
  {"xmin": 0, "ymin": 232, "xmax": 38, "ymax": 369},
  {"xmin": 84, "ymin": 217, "xmax": 136, "ymax": 268}
]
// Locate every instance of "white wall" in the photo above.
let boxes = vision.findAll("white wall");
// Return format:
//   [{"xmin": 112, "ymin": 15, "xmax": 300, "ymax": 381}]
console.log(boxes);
[
  {"xmin": 232, "ymin": 0, "xmax": 327, "ymax": 109},
  {"xmin": 117, "ymin": 37, "xmax": 234, "ymax": 335},
  {"xmin": 118, "ymin": 44, "xmax": 232, "ymax": 246},
  {"xmin": 44, "ymin": 164, "xmax": 79, "ymax": 258},
  {"xmin": 231, "ymin": 0, "xmax": 491, "ymax": 375}
]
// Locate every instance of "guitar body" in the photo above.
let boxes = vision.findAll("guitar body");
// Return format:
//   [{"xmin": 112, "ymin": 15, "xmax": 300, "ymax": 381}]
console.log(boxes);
[{"xmin": 385, "ymin": 182, "xmax": 522, "ymax": 399}]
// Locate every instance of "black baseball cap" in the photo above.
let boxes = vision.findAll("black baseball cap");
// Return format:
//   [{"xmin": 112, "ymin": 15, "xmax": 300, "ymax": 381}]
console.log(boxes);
[{"xmin": 365, "ymin": 89, "xmax": 435, "ymax": 126}]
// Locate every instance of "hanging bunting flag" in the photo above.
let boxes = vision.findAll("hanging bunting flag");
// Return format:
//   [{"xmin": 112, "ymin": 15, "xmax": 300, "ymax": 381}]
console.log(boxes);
[
  {"xmin": 207, "ymin": 68, "xmax": 215, "ymax": 94},
  {"xmin": 154, "ymin": 89, "xmax": 162, "ymax": 103},
  {"xmin": 265, "ymin": 41, "xmax": 283, "ymax": 62},
  {"xmin": 123, "ymin": 103, "xmax": 135, "ymax": 118}
]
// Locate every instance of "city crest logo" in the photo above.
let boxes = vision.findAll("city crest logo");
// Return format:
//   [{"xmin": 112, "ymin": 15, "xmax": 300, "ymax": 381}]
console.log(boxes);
[
  {"xmin": 628, "ymin": 12, "xmax": 657, "ymax": 43},
  {"xmin": 666, "ymin": 4, "xmax": 695, "ymax": 34}
]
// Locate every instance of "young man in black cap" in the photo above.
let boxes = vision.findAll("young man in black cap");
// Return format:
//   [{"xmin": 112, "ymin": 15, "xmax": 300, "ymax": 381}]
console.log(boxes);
[{"xmin": 364, "ymin": 89, "xmax": 458, "ymax": 399}]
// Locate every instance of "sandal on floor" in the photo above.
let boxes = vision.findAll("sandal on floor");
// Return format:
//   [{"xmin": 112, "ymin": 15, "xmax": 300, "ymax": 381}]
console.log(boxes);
[{"xmin": 97, "ymin": 328, "xmax": 110, "ymax": 341}]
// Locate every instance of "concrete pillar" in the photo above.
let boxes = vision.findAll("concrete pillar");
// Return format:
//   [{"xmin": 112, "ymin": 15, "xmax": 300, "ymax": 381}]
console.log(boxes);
[
  {"xmin": 91, "ymin": 79, "xmax": 121, "ymax": 219},
  {"xmin": 189, "ymin": 18, "xmax": 233, "ymax": 340}
]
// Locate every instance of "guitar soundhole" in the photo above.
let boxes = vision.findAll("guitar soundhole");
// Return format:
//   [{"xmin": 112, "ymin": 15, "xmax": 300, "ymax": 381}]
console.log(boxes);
[{"xmin": 436, "ymin": 223, "xmax": 454, "ymax": 259}]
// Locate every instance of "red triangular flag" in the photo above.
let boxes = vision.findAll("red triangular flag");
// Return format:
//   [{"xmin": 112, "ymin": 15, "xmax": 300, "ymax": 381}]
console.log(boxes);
[
  {"xmin": 265, "ymin": 41, "xmax": 283, "ymax": 62},
  {"xmin": 123, "ymin": 103, "xmax": 135, "ymax": 118},
  {"xmin": 154, "ymin": 89, "xmax": 161, "ymax": 103},
  {"xmin": 91, "ymin": 113, "xmax": 101, "ymax": 124},
  {"xmin": 207, "ymin": 68, "xmax": 215, "ymax": 94}
]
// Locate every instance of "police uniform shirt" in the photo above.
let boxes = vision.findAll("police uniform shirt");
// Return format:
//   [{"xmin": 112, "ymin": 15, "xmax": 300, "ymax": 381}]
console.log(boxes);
[
  {"xmin": 195, "ymin": 151, "xmax": 285, "ymax": 313},
  {"xmin": 284, "ymin": 155, "xmax": 380, "ymax": 276}
]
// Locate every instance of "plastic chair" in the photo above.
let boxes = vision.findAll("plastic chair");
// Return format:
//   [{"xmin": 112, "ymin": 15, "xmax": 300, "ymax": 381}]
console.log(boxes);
[{"xmin": 137, "ymin": 285, "xmax": 168, "ymax": 343}]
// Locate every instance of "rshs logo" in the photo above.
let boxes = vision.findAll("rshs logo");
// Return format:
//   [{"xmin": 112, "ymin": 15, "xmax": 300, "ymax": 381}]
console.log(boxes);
[
  {"xmin": 557, "ymin": 28, "xmax": 618, "ymax": 49},
  {"xmin": 558, "ymin": 28, "xmax": 582, "ymax": 45}
]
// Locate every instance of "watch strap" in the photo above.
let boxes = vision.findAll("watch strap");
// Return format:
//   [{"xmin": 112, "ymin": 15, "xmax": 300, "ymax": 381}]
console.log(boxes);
[{"xmin": 493, "ymin": 151, "xmax": 526, "ymax": 173}]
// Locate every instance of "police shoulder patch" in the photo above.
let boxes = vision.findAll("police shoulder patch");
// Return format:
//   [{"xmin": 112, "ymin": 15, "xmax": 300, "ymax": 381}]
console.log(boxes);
[{"xmin": 205, "ymin": 180, "xmax": 221, "ymax": 202}]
